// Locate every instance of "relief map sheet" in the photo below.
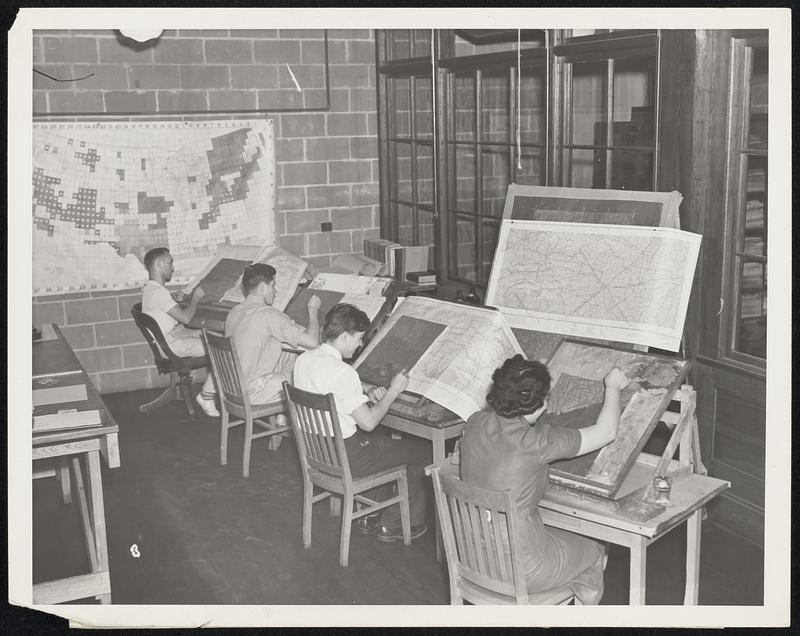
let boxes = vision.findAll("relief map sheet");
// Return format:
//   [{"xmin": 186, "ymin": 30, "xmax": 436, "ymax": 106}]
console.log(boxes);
[
  {"xmin": 539, "ymin": 340, "xmax": 691, "ymax": 498},
  {"xmin": 485, "ymin": 220, "xmax": 701, "ymax": 352},
  {"xmin": 354, "ymin": 296, "xmax": 524, "ymax": 422}
]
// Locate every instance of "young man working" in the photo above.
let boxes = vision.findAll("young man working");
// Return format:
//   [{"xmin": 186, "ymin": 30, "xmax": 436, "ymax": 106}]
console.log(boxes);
[
  {"xmin": 224, "ymin": 262, "xmax": 321, "ymax": 405},
  {"xmin": 141, "ymin": 247, "xmax": 218, "ymax": 417},
  {"xmin": 293, "ymin": 303, "xmax": 430, "ymax": 543}
]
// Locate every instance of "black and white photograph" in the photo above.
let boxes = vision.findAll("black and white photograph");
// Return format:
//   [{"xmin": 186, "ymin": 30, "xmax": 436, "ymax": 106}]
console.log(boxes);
[{"xmin": 7, "ymin": 6, "xmax": 791, "ymax": 629}]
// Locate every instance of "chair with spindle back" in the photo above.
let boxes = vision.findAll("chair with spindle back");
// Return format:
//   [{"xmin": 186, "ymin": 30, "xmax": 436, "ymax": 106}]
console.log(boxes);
[
  {"xmin": 428, "ymin": 459, "xmax": 577, "ymax": 605},
  {"xmin": 282, "ymin": 381, "xmax": 411, "ymax": 567},
  {"xmin": 131, "ymin": 302, "xmax": 208, "ymax": 420},
  {"xmin": 202, "ymin": 330, "xmax": 290, "ymax": 478}
]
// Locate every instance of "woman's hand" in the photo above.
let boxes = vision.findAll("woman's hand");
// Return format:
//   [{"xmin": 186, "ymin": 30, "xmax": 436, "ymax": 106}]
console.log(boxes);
[{"xmin": 603, "ymin": 368, "xmax": 630, "ymax": 392}]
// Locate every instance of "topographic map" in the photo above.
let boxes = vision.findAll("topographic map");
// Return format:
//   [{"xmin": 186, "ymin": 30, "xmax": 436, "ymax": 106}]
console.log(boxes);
[
  {"xmin": 354, "ymin": 296, "xmax": 524, "ymax": 421},
  {"xmin": 33, "ymin": 119, "xmax": 275, "ymax": 295},
  {"xmin": 485, "ymin": 220, "xmax": 701, "ymax": 351}
]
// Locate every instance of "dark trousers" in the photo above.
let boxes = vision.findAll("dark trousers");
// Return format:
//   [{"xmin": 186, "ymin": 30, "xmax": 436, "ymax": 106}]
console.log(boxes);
[{"xmin": 344, "ymin": 428, "xmax": 430, "ymax": 527}]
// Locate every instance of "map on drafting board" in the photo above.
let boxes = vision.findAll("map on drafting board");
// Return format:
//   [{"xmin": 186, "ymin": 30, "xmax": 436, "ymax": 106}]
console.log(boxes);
[
  {"xmin": 502, "ymin": 184, "xmax": 682, "ymax": 229},
  {"xmin": 33, "ymin": 119, "xmax": 275, "ymax": 295},
  {"xmin": 539, "ymin": 340, "xmax": 691, "ymax": 499},
  {"xmin": 184, "ymin": 243, "xmax": 308, "ymax": 312},
  {"xmin": 485, "ymin": 220, "xmax": 701, "ymax": 352},
  {"xmin": 354, "ymin": 297, "xmax": 524, "ymax": 422}
]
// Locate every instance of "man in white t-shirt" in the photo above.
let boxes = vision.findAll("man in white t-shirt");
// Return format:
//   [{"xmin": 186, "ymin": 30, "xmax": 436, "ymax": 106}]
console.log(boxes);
[
  {"xmin": 141, "ymin": 247, "xmax": 219, "ymax": 417},
  {"xmin": 293, "ymin": 303, "xmax": 430, "ymax": 543}
]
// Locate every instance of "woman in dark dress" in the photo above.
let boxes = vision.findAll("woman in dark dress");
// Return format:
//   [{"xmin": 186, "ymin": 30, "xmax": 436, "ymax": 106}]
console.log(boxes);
[{"xmin": 460, "ymin": 354, "xmax": 630, "ymax": 604}]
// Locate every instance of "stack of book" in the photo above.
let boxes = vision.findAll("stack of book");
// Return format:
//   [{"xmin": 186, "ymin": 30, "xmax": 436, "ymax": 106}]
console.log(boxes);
[
  {"xmin": 406, "ymin": 271, "xmax": 437, "ymax": 285},
  {"xmin": 363, "ymin": 238, "xmax": 432, "ymax": 281}
]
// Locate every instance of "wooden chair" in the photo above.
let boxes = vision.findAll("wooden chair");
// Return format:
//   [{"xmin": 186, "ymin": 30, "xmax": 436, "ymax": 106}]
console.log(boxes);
[
  {"xmin": 130, "ymin": 302, "xmax": 208, "ymax": 420},
  {"xmin": 429, "ymin": 460, "xmax": 576, "ymax": 605},
  {"xmin": 202, "ymin": 331, "xmax": 290, "ymax": 478},
  {"xmin": 283, "ymin": 381, "xmax": 411, "ymax": 567}
]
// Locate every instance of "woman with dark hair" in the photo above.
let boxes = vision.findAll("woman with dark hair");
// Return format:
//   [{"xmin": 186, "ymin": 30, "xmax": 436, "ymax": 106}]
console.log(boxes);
[{"xmin": 459, "ymin": 354, "xmax": 630, "ymax": 604}]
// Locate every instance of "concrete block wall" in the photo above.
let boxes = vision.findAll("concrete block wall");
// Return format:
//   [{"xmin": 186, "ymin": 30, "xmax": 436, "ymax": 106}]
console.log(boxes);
[{"xmin": 32, "ymin": 28, "xmax": 381, "ymax": 393}]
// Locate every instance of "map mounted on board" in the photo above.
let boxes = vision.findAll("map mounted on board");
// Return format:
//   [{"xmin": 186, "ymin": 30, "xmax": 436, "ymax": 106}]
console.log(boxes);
[
  {"xmin": 354, "ymin": 296, "xmax": 524, "ymax": 422},
  {"xmin": 485, "ymin": 220, "xmax": 701, "ymax": 352}
]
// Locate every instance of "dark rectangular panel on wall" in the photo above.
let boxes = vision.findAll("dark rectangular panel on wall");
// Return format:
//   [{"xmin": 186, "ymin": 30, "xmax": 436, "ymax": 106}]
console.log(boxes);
[{"xmin": 33, "ymin": 29, "xmax": 331, "ymax": 115}]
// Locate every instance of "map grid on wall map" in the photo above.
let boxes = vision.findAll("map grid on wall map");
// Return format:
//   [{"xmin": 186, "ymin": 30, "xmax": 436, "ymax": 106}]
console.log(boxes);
[{"xmin": 32, "ymin": 119, "xmax": 275, "ymax": 295}]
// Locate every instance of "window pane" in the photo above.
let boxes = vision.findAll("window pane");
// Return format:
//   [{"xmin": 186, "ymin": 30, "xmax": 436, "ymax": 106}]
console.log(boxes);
[
  {"xmin": 612, "ymin": 56, "xmax": 655, "ymax": 147},
  {"xmin": 452, "ymin": 214, "xmax": 476, "ymax": 280},
  {"xmin": 412, "ymin": 30, "xmax": 432, "ymax": 58},
  {"xmin": 570, "ymin": 61, "xmax": 607, "ymax": 145},
  {"xmin": 453, "ymin": 144, "xmax": 476, "ymax": 212},
  {"xmin": 391, "ymin": 31, "xmax": 411, "ymax": 60},
  {"xmin": 418, "ymin": 209, "xmax": 435, "ymax": 247},
  {"xmin": 736, "ymin": 259, "xmax": 766, "ymax": 358},
  {"xmin": 610, "ymin": 150, "xmax": 653, "ymax": 190},
  {"xmin": 520, "ymin": 70, "xmax": 546, "ymax": 145},
  {"xmin": 481, "ymin": 220, "xmax": 500, "ymax": 282},
  {"xmin": 392, "ymin": 77, "xmax": 411, "ymax": 137},
  {"xmin": 414, "ymin": 76, "xmax": 433, "ymax": 139},
  {"xmin": 416, "ymin": 143, "xmax": 434, "ymax": 206},
  {"xmin": 481, "ymin": 146, "xmax": 510, "ymax": 217},
  {"xmin": 397, "ymin": 202, "xmax": 414, "ymax": 245},
  {"xmin": 517, "ymin": 148, "xmax": 545, "ymax": 185},
  {"xmin": 568, "ymin": 148, "xmax": 602, "ymax": 188},
  {"xmin": 742, "ymin": 155, "xmax": 767, "ymax": 257},
  {"xmin": 748, "ymin": 47, "xmax": 768, "ymax": 150},
  {"xmin": 481, "ymin": 71, "xmax": 510, "ymax": 143},
  {"xmin": 394, "ymin": 141, "xmax": 412, "ymax": 202},
  {"xmin": 454, "ymin": 74, "xmax": 476, "ymax": 141}
]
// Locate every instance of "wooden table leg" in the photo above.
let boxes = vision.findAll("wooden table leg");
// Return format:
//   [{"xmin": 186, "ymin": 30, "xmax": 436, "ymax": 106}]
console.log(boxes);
[
  {"xmin": 684, "ymin": 508, "xmax": 702, "ymax": 605},
  {"xmin": 629, "ymin": 535, "xmax": 648, "ymax": 605},
  {"xmin": 58, "ymin": 458, "xmax": 72, "ymax": 504},
  {"xmin": 71, "ymin": 455, "xmax": 98, "ymax": 570},
  {"xmin": 432, "ymin": 432, "xmax": 445, "ymax": 563},
  {"xmin": 86, "ymin": 449, "xmax": 111, "ymax": 604}
]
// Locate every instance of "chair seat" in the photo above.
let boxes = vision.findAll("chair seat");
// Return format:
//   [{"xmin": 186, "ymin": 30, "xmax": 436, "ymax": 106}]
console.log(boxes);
[
  {"xmin": 308, "ymin": 464, "xmax": 405, "ymax": 495},
  {"xmin": 226, "ymin": 399, "xmax": 286, "ymax": 420},
  {"xmin": 459, "ymin": 578, "xmax": 575, "ymax": 605},
  {"xmin": 161, "ymin": 354, "xmax": 209, "ymax": 374}
]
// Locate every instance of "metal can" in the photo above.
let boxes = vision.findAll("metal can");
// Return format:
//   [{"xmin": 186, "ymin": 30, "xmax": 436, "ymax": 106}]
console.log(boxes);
[{"xmin": 653, "ymin": 475, "xmax": 672, "ymax": 505}]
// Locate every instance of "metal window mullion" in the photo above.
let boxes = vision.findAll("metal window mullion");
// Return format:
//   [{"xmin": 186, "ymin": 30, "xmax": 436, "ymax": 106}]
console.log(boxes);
[
  {"xmin": 474, "ymin": 68, "xmax": 483, "ymax": 283},
  {"xmin": 562, "ymin": 62, "xmax": 573, "ymax": 186},
  {"xmin": 605, "ymin": 58, "xmax": 614, "ymax": 188},
  {"xmin": 410, "ymin": 76, "xmax": 419, "ymax": 245},
  {"xmin": 653, "ymin": 30, "xmax": 662, "ymax": 191},
  {"xmin": 386, "ymin": 77, "xmax": 399, "ymax": 240},
  {"xmin": 509, "ymin": 65, "xmax": 517, "ymax": 183}
]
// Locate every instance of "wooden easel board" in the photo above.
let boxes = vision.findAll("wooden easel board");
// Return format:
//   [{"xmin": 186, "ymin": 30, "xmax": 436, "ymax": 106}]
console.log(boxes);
[
  {"xmin": 501, "ymin": 184, "xmax": 682, "ymax": 229},
  {"xmin": 540, "ymin": 340, "xmax": 691, "ymax": 499}
]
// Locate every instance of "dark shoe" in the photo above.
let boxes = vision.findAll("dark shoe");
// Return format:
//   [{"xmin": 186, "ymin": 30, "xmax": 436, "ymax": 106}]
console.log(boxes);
[
  {"xmin": 376, "ymin": 523, "xmax": 427, "ymax": 543},
  {"xmin": 357, "ymin": 513, "xmax": 381, "ymax": 535}
]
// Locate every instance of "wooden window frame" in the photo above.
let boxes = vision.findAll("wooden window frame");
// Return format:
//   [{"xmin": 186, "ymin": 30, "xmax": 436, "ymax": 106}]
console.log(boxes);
[{"xmin": 718, "ymin": 33, "xmax": 768, "ymax": 373}]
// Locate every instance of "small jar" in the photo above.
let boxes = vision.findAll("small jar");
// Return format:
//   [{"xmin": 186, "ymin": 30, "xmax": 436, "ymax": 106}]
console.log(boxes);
[{"xmin": 653, "ymin": 475, "xmax": 672, "ymax": 505}]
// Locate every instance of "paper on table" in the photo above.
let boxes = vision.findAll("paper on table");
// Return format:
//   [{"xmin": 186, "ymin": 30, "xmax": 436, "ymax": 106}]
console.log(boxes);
[
  {"xmin": 308, "ymin": 272, "xmax": 391, "ymax": 297},
  {"xmin": 33, "ymin": 409, "xmax": 102, "ymax": 433},
  {"xmin": 33, "ymin": 383, "xmax": 88, "ymax": 407}
]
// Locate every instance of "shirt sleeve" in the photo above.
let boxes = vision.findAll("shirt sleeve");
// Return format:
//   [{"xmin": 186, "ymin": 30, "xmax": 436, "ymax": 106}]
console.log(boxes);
[
  {"xmin": 518, "ymin": 422, "xmax": 582, "ymax": 464},
  {"xmin": 266, "ymin": 309, "xmax": 306, "ymax": 347},
  {"xmin": 152, "ymin": 285, "xmax": 177, "ymax": 314},
  {"xmin": 334, "ymin": 365, "xmax": 369, "ymax": 415}
]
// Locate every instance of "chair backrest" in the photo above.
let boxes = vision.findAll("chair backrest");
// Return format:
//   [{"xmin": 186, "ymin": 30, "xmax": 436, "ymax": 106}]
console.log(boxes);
[
  {"xmin": 282, "ymin": 381, "xmax": 351, "ymax": 481},
  {"xmin": 202, "ymin": 330, "xmax": 249, "ymax": 412},
  {"xmin": 430, "ymin": 463, "xmax": 529, "ymax": 605},
  {"xmin": 130, "ymin": 302, "xmax": 179, "ymax": 367}
]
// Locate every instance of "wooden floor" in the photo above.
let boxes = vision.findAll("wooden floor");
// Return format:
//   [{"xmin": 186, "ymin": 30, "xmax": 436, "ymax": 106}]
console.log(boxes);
[{"xmin": 32, "ymin": 387, "xmax": 764, "ymax": 606}]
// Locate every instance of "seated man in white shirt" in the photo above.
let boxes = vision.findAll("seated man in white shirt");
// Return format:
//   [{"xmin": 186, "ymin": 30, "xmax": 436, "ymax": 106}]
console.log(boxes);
[
  {"xmin": 141, "ymin": 247, "xmax": 218, "ymax": 417},
  {"xmin": 293, "ymin": 303, "xmax": 430, "ymax": 543}
]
